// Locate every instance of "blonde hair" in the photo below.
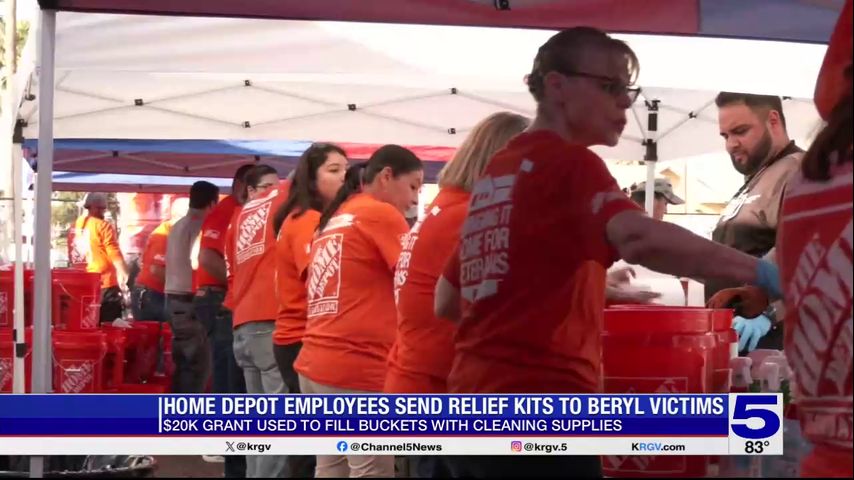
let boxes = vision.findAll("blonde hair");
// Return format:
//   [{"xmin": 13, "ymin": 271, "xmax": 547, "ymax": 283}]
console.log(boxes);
[{"xmin": 438, "ymin": 112, "xmax": 530, "ymax": 191}]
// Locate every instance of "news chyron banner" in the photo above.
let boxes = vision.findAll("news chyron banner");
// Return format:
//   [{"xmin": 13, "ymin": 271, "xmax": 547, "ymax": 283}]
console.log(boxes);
[{"xmin": 0, "ymin": 394, "xmax": 782, "ymax": 456}]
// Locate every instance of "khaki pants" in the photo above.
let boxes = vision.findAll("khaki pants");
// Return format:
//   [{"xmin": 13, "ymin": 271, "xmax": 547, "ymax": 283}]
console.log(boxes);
[{"xmin": 299, "ymin": 375, "xmax": 396, "ymax": 478}]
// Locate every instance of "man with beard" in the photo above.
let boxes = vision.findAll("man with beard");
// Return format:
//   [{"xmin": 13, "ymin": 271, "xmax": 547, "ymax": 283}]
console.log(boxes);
[{"xmin": 708, "ymin": 92, "xmax": 803, "ymax": 352}]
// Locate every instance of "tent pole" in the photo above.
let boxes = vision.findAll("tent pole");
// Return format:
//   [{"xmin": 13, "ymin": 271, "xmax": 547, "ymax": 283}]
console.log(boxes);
[
  {"xmin": 30, "ymin": 9, "xmax": 57, "ymax": 479},
  {"xmin": 643, "ymin": 100, "xmax": 660, "ymax": 216},
  {"xmin": 3, "ymin": 0, "xmax": 27, "ymax": 396},
  {"xmin": 12, "ymin": 132, "xmax": 26, "ymax": 395}
]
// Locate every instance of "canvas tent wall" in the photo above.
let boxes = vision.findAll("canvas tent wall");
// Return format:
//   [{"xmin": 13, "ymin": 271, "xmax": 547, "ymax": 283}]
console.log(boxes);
[{"xmin": 35, "ymin": 0, "xmax": 845, "ymax": 43}]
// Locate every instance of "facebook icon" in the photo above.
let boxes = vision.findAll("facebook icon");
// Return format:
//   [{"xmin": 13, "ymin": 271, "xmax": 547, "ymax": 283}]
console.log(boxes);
[{"xmin": 337, "ymin": 441, "xmax": 348, "ymax": 452}]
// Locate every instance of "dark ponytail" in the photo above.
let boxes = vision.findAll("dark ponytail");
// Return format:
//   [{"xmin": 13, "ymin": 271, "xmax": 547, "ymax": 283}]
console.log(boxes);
[
  {"xmin": 316, "ymin": 144, "xmax": 422, "ymax": 233},
  {"xmin": 273, "ymin": 143, "xmax": 347, "ymax": 235},
  {"xmin": 802, "ymin": 66, "xmax": 853, "ymax": 181},
  {"xmin": 243, "ymin": 164, "xmax": 278, "ymax": 188},
  {"xmin": 317, "ymin": 163, "xmax": 367, "ymax": 233}
]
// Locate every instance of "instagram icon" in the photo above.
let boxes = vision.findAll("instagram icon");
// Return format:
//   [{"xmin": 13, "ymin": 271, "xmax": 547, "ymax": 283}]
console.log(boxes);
[{"xmin": 511, "ymin": 441, "xmax": 523, "ymax": 452}]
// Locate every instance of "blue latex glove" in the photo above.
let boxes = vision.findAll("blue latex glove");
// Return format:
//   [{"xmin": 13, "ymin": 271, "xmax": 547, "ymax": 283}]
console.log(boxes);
[
  {"xmin": 756, "ymin": 259, "xmax": 783, "ymax": 300},
  {"xmin": 733, "ymin": 314, "xmax": 772, "ymax": 352}
]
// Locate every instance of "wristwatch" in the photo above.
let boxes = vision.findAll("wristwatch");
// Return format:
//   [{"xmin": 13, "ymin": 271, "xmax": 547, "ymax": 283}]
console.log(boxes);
[{"xmin": 763, "ymin": 303, "xmax": 779, "ymax": 324}]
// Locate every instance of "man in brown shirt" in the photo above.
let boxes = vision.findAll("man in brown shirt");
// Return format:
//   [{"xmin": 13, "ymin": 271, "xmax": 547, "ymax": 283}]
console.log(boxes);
[{"xmin": 708, "ymin": 92, "xmax": 804, "ymax": 351}]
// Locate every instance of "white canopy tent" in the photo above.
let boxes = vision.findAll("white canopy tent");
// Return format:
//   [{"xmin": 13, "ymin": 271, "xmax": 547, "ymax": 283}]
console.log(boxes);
[
  {"xmin": 14, "ymin": 13, "xmax": 826, "ymax": 223},
  {"xmin": 17, "ymin": 13, "xmax": 826, "ymax": 160}
]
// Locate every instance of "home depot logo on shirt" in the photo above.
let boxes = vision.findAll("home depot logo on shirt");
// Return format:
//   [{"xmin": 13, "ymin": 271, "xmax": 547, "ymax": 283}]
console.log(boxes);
[
  {"xmin": 459, "ymin": 173, "xmax": 516, "ymax": 302},
  {"xmin": 307, "ymin": 233, "xmax": 344, "ymax": 318},
  {"xmin": 306, "ymin": 213, "xmax": 355, "ymax": 318},
  {"xmin": 236, "ymin": 201, "xmax": 272, "ymax": 265},
  {"xmin": 782, "ymin": 164, "xmax": 853, "ymax": 451}
]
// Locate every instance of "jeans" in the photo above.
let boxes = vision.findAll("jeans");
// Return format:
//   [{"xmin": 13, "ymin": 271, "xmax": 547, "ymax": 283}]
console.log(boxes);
[
  {"xmin": 298, "ymin": 375, "xmax": 395, "ymax": 478},
  {"xmin": 409, "ymin": 456, "xmax": 452, "ymax": 478},
  {"xmin": 167, "ymin": 294, "xmax": 210, "ymax": 394},
  {"xmin": 194, "ymin": 288, "xmax": 246, "ymax": 478},
  {"xmin": 274, "ymin": 342, "xmax": 316, "ymax": 478},
  {"xmin": 131, "ymin": 286, "xmax": 168, "ymax": 323},
  {"xmin": 233, "ymin": 321, "xmax": 288, "ymax": 478}
]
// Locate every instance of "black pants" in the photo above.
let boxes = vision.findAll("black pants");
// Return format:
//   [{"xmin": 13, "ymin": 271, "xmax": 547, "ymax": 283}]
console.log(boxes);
[
  {"xmin": 194, "ymin": 289, "xmax": 246, "ymax": 478},
  {"xmin": 99, "ymin": 286, "xmax": 124, "ymax": 323},
  {"xmin": 274, "ymin": 342, "xmax": 316, "ymax": 478},
  {"xmin": 167, "ymin": 294, "xmax": 210, "ymax": 394},
  {"xmin": 445, "ymin": 455, "xmax": 602, "ymax": 478}
]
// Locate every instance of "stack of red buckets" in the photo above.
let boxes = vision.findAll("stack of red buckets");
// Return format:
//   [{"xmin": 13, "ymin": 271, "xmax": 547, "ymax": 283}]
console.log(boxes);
[
  {"xmin": 0, "ymin": 268, "xmax": 173, "ymax": 394},
  {"xmin": 601, "ymin": 305, "xmax": 737, "ymax": 478}
]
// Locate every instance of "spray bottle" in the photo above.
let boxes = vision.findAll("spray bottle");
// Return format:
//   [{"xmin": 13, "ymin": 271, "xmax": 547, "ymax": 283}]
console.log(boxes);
[
  {"xmin": 719, "ymin": 357, "xmax": 758, "ymax": 477},
  {"xmin": 761, "ymin": 355, "xmax": 809, "ymax": 477}
]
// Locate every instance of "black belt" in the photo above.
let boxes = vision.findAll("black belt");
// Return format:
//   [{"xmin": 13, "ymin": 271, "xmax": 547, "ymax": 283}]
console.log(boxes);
[
  {"xmin": 197, "ymin": 285, "xmax": 227, "ymax": 293},
  {"xmin": 167, "ymin": 293, "xmax": 194, "ymax": 302}
]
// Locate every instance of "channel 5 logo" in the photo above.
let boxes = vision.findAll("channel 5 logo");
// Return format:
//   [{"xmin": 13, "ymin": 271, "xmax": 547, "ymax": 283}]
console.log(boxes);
[
  {"xmin": 510, "ymin": 441, "xmax": 522, "ymax": 452},
  {"xmin": 729, "ymin": 394, "xmax": 782, "ymax": 439}
]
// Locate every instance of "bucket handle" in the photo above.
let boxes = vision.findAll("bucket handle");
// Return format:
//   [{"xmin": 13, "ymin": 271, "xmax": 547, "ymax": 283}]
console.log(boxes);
[
  {"xmin": 53, "ymin": 279, "xmax": 101, "ymax": 304},
  {"xmin": 51, "ymin": 345, "xmax": 108, "ymax": 373}
]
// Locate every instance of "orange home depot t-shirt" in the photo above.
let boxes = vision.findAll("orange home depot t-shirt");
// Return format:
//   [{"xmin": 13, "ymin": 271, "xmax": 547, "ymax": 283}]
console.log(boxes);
[
  {"xmin": 70, "ymin": 215, "xmax": 124, "ymax": 289},
  {"xmin": 274, "ymin": 209, "xmax": 321, "ymax": 346},
  {"xmin": 197, "ymin": 195, "xmax": 240, "ymax": 288},
  {"xmin": 231, "ymin": 183, "xmax": 289, "ymax": 326},
  {"xmin": 778, "ymin": 159, "xmax": 852, "ymax": 478},
  {"xmin": 295, "ymin": 193, "xmax": 410, "ymax": 392},
  {"xmin": 385, "ymin": 187, "xmax": 470, "ymax": 394},
  {"xmin": 447, "ymin": 130, "xmax": 641, "ymax": 394},
  {"xmin": 135, "ymin": 221, "xmax": 171, "ymax": 293},
  {"xmin": 223, "ymin": 206, "xmax": 241, "ymax": 311}
]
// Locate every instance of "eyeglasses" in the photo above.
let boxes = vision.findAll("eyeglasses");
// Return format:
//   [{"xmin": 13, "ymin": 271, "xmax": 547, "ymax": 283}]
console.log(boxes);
[{"xmin": 557, "ymin": 70, "xmax": 642, "ymax": 103}]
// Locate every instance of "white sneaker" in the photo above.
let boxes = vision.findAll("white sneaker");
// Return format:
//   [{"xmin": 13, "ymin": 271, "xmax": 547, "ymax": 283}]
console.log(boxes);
[{"xmin": 202, "ymin": 455, "xmax": 225, "ymax": 464}]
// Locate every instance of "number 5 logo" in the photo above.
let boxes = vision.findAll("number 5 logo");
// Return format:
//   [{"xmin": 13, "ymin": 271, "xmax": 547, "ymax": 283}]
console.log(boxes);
[{"xmin": 731, "ymin": 395, "xmax": 781, "ymax": 439}]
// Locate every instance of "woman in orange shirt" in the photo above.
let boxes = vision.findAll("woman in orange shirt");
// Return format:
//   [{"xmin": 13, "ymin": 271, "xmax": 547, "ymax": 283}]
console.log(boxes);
[
  {"xmin": 229, "ymin": 164, "xmax": 289, "ymax": 478},
  {"xmin": 295, "ymin": 145, "xmax": 422, "ymax": 478},
  {"xmin": 434, "ymin": 27, "xmax": 784, "ymax": 478},
  {"xmin": 272, "ymin": 143, "xmax": 348, "ymax": 392},
  {"xmin": 386, "ymin": 112, "xmax": 529, "ymax": 395}
]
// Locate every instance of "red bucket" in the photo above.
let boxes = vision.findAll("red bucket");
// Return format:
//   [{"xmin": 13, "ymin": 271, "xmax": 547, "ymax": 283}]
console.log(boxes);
[
  {"xmin": 100, "ymin": 326, "xmax": 129, "ymax": 392},
  {"xmin": 602, "ymin": 306, "xmax": 732, "ymax": 478},
  {"xmin": 0, "ymin": 327, "xmax": 32, "ymax": 393},
  {"xmin": 127, "ymin": 322, "xmax": 164, "ymax": 383},
  {"xmin": 52, "ymin": 330, "xmax": 107, "ymax": 393},
  {"xmin": 0, "ymin": 269, "xmax": 34, "ymax": 330},
  {"xmin": 51, "ymin": 269, "xmax": 101, "ymax": 330},
  {"xmin": 160, "ymin": 323, "xmax": 174, "ymax": 378}
]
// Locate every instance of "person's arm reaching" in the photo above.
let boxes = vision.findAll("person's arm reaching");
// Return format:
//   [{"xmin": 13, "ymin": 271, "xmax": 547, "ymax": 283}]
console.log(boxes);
[
  {"xmin": 606, "ymin": 210, "xmax": 762, "ymax": 287},
  {"xmin": 101, "ymin": 221, "xmax": 130, "ymax": 292}
]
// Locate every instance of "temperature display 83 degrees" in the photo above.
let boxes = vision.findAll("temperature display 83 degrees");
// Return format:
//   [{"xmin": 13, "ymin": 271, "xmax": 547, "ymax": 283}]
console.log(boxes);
[
  {"xmin": 744, "ymin": 440, "xmax": 771, "ymax": 454},
  {"xmin": 728, "ymin": 394, "xmax": 783, "ymax": 455}
]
